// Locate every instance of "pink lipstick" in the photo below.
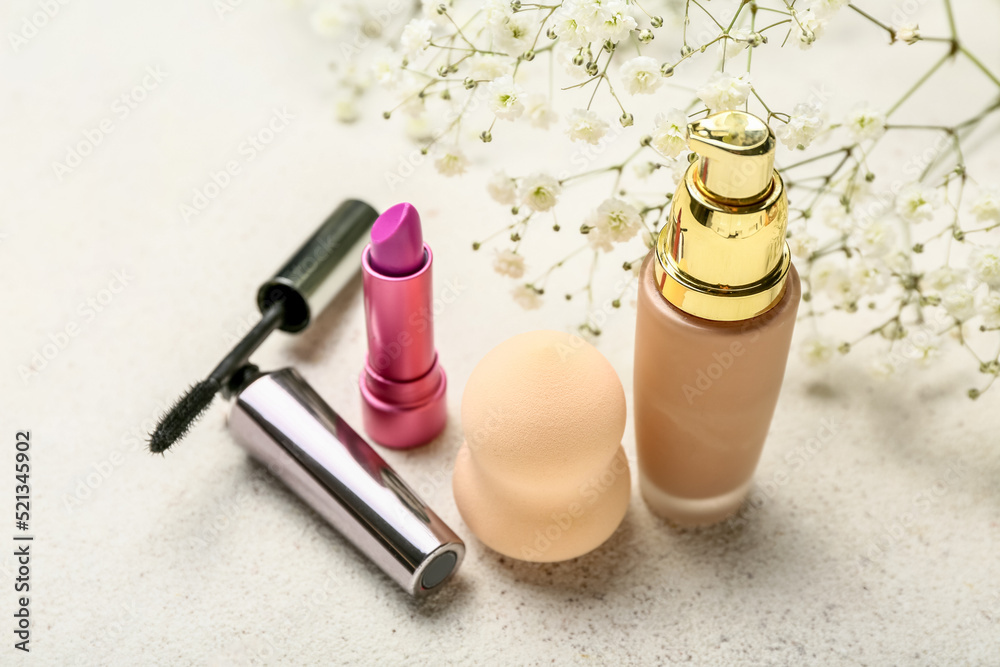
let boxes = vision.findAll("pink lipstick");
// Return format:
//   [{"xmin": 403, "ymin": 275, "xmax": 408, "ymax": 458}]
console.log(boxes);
[{"xmin": 360, "ymin": 202, "xmax": 447, "ymax": 449}]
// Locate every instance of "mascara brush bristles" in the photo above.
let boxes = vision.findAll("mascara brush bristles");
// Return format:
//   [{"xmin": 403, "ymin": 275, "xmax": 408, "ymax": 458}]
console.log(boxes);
[
  {"xmin": 148, "ymin": 302, "xmax": 285, "ymax": 454},
  {"xmin": 148, "ymin": 378, "xmax": 221, "ymax": 454}
]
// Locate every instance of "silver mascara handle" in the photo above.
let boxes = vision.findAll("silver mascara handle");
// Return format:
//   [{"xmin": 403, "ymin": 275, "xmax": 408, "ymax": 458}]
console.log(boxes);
[{"xmin": 227, "ymin": 368, "xmax": 464, "ymax": 596}]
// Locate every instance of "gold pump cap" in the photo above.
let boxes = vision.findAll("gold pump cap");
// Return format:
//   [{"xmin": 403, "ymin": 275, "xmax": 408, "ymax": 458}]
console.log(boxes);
[{"xmin": 654, "ymin": 110, "xmax": 791, "ymax": 322}]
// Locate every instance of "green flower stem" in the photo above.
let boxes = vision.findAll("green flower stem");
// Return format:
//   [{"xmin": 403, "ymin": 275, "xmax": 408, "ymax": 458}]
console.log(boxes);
[
  {"xmin": 959, "ymin": 45, "xmax": 1000, "ymax": 88},
  {"xmin": 847, "ymin": 4, "xmax": 894, "ymax": 39},
  {"xmin": 529, "ymin": 243, "xmax": 590, "ymax": 287},
  {"xmin": 887, "ymin": 51, "xmax": 952, "ymax": 116}
]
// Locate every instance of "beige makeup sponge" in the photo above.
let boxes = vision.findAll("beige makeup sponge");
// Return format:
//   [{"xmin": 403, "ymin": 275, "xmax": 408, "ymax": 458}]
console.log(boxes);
[{"xmin": 454, "ymin": 330, "xmax": 630, "ymax": 562}]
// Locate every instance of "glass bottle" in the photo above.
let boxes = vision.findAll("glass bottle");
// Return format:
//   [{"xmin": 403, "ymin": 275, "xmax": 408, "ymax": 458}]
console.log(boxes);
[{"xmin": 634, "ymin": 110, "xmax": 800, "ymax": 527}]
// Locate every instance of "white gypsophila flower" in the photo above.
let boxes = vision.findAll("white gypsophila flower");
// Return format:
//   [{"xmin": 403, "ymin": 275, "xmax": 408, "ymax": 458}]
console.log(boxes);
[
  {"xmin": 971, "ymin": 186, "xmax": 1000, "ymax": 223},
  {"xmin": 421, "ymin": 0, "xmax": 449, "ymax": 25},
  {"xmin": 697, "ymin": 71, "xmax": 752, "ymax": 113},
  {"xmin": 493, "ymin": 249, "xmax": 526, "ymax": 278},
  {"xmin": 489, "ymin": 10, "xmax": 533, "ymax": 55},
  {"xmin": 371, "ymin": 48, "xmax": 404, "ymax": 88},
  {"xmin": 977, "ymin": 290, "xmax": 1000, "ymax": 327},
  {"xmin": 850, "ymin": 262, "xmax": 888, "ymax": 297},
  {"xmin": 512, "ymin": 284, "xmax": 542, "ymax": 310},
  {"xmin": 895, "ymin": 184, "xmax": 942, "ymax": 223},
  {"xmin": 721, "ymin": 27, "xmax": 751, "ymax": 59},
  {"xmin": 400, "ymin": 18, "xmax": 435, "ymax": 56},
  {"xmin": 902, "ymin": 329, "xmax": 940, "ymax": 365},
  {"xmin": 310, "ymin": 2, "xmax": 352, "ymax": 38},
  {"xmin": 867, "ymin": 356, "xmax": 898, "ymax": 379},
  {"xmin": 894, "ymin": 23, "xmax": 920, "ymax": 45},
  {"xmin": 524, "ymin": 95, "xmax": 558, "ymax": 129},
  {"xmin": 810, "ymin": 261, "xmax": 842, "ymax": 292},
  {"xmin": 970, "ymin": 245, "xmax": 1000, "ymax": 288},
  {"xmin": 405, "ymin": 115, "xmax": 434, "ymax": 142},
  {"xmin": 487, "ymin": 75, "xmax": 525, "ymax": 121},
  {"xmin": 851, "ymin": 218, "xmax": 897, "ymax": 258},
  {"xmin": 487, "ymin": 171, "xmax": 517, "ymax": 205},
  {"xmin": 578, "ymin": 0, "xmax": 637, "ymax": 44},
  {"xmin": 587, "ymin": 228, "xmax": 614, "ymax": 252},
  {"xmin": 557, "ymin": 46, "xmax": 591, "ymax": 80},
  {"xmin": 519, "ymin": 173, "xmax": 562, "ymax": 211},
  {"xmin": 565, "ymin": 108, "xmax": 609, "ymax": 144},
  {"xmin": 633, "ymin": 161, "xmax": 657, "ymax": 180},
  {"xmin": 846, "ymin": 105, "xmax": 886, "ymax": 142},
  {"xmin": 619, "ymin": 56, "xmax": 662, "ymax": 95},
  {"xmin": 884, "ymin": 250, "xmax": 911, "ymax": 275},
  {"xmin": 664, "ymin": 157, "xmax": 689, "ymax": 184},
  {"xmin": 812, "ymin": 263, "xmax": 858, "ymax": 306},
  {"xmin": 483, "ymin": 0, "xmax": 511, "ymax": 24},
  {"xmin": 434, "ymin": 146, "xmax": 467, "ymax": 176},
  {"xmin": 793, "ymin": 10, "xmax": 825, "ymax": 50},
  {"xmin": 816, "ymin": 200, "xmax": 853, "ymax": 234},
  {"xmin": 587, "ymin": 198, "xmax": 642, "ymax": 251},
  {"xmin": 339, "ymin": 63, "xmax": 372, "ymax": 93},
  {"xmin": 775, "ymin": 102, "xmax": 825, "ymax": 150},
  {"xmin": 551, "ymin": 0, "xmax": 591, "ymax": 48},
  {"xmin": 922, "ymin": 266, "xmax": 966, "ymax": 292},
  {"xmin": 807, "ymin": 0, "xmax": 850, "ymax": 19},
  {"xmin": 941, "ymin": 285, "xmax": 976, "ymax": 321},
  {"xmin": 650, "ymin": 109, "xmax": 688, "ymax": 158},
  {"xmin": 467, "ymin": 53, "xmax": 514, "ymax": 81},
  {"xmin": 334, "ymin": 97, "xmax": 359, "ymax": 123},
  {"xmin": 787, "ymin": 221, "xmax": 818, "ymax": 260},
  {"xmin": 800, "ymin": 336, "xmax": 835, "ymax": 366}
]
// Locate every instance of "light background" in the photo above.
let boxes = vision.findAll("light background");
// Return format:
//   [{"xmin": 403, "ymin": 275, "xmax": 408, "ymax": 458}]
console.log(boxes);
[{"xmin": 1, "ymin": 0, "xmax": 998, "ymax": 665}]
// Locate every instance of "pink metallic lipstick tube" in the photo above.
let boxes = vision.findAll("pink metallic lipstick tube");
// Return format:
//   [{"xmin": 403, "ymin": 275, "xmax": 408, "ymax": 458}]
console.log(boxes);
[{"xmin": 360, "ymin": 203, "xmax": 447, "ymax": 449}]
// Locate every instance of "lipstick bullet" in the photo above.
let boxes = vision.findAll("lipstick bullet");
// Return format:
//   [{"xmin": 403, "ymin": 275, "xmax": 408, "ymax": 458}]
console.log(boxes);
[{"xmin": 359, "ymin": 202, "xmax": 447, "ymax": 449}]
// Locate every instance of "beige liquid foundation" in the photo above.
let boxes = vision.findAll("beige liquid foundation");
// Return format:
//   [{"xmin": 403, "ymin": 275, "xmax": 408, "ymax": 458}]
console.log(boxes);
[{"xmin": 634, "ymin": 110, "xmax": 800, "ymax": 527}]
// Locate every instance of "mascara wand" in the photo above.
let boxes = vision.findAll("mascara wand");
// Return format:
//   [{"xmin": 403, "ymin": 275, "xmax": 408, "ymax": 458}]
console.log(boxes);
[{"xmin": 148, "ymin": 199, "xmax": 380, "ymax": 454}]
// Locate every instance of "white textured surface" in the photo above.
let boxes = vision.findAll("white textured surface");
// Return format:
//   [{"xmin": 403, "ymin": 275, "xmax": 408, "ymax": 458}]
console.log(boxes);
[{"xmin": 1, "ymin": 1, "xmax": 999, "ymax": 665}]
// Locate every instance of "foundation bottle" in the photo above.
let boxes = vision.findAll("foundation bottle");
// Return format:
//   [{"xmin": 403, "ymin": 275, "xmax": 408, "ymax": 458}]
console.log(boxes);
[{"xmin": 634, "ymin": 110, "xmax": 800, "ymax": 527}]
